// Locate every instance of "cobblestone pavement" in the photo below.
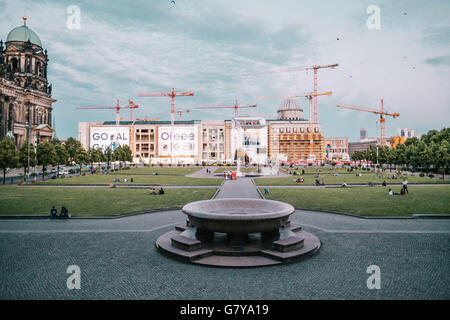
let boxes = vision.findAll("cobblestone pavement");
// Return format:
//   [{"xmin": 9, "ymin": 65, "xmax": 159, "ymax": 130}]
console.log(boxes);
[{"xmin": 0, "ymin": 208, "xmax": 449, "ymax": 300}]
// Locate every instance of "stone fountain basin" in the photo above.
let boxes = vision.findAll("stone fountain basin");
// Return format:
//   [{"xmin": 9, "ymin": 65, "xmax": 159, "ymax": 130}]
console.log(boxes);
[{"xmin": 182, "ymin": 198, "xmax": 295, "ymax": 234}]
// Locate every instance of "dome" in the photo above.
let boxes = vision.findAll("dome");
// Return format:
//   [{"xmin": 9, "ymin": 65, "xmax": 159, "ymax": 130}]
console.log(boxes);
[
  {"xmin": 6, "ymin": 25, "xmax": 42, "ymax": 48},
  {"xmin": 277, "ymin": 99, "xmax": 304, "ymax": 120},
  {"xmin": 278, "ymin": 99, "xmax": 303, "ymax": 112}
]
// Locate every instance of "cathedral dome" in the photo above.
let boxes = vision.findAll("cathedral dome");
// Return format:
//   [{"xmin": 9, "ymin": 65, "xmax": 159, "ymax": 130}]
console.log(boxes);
[
  {"xmin": 6, "ymin": 25, "xmax": 42, "ymax": 48},
  {"xmin": 277, "ymin": 99, "xmax": 304, "ymax": 120},
  {"xmin": 278, "ymin": 99, "xmax": 303, "ymax": 112}
]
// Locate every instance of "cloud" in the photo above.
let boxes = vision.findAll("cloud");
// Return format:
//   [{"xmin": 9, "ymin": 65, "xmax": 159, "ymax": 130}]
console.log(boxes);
[
  {"xmin": 424, "ymin": 55, "xmax": 450, "ymax": 66},
  {"xmin": 0, "ymin": 0, "xmax": 449, "ymax": 141}
]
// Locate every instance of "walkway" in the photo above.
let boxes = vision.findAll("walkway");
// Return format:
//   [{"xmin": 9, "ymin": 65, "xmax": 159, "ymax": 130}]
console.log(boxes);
[
  {"xmin": 214, "ymin": 177, "xmax": 262, "ymax": 199},
  {"xmin": 185, "ymin": 166, "xmax": 218, "ymax": 178}
]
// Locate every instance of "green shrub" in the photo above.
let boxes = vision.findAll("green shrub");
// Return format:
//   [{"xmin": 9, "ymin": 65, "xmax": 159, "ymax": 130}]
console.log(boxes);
[
  {"xmin": 419, "ymin": 173, "xmax": 425, "ymax": 177},
  {"xmin": 428, "ymin": 174, "xmax": 434, "ymax": 178}
]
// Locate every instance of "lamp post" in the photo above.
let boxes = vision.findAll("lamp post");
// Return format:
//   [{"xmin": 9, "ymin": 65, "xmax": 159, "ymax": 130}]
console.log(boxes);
[{"xmin": 26, "ymin": 122, "xmax": 30, "ymax": 184}]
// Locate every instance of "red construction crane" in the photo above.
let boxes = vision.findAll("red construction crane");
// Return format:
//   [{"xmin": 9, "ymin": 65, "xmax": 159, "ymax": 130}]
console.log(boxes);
[
  {"xmin": 194, "ymin": 99, "xmax": 257, "ymax": 117},
  {"xmin": 337, "ymin": 98, "xmax": 400, "ymax": 146},
  {"xmin": 138, "ymin": 88, "xmax": 194, "ymax": 126},
  {"xmin": 244, "ymin": 63, "xmax": 338, "ymax": 123},
  {"xmin": 77, "ymin": 99, "xmax": 139, "ymax": 125}
]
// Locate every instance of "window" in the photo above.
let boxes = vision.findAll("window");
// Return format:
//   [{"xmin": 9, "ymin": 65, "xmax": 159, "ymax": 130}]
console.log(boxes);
[
  {"xmin": 286, "ymin": 128, "xmax": 291, "ymax": 133},
  {"xmin": 272, "ymin": 128, "xmax": 278, "ymax": 133},
  {"xmin": 279, "ymin": 128, "xmax": 284, "ymax": 133},
  {"xmin": 293, "ymin": 127, "xmax": 297, "ymax": 133}
]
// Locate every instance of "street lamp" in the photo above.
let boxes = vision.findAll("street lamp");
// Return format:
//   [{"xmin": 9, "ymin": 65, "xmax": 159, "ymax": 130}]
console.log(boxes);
[{"xmin": 26, "ymin": 122, "xmax": 30, "ymax": 184}]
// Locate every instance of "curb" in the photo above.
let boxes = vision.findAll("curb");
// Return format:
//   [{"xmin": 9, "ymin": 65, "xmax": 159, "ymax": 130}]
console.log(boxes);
[
  {"xmin": 292, "ymin": 207, "xmax": 450, "ymax": 220},
  {"xmin": 0, "ymin": 207, "xmax": 183, "ymax": 220}
]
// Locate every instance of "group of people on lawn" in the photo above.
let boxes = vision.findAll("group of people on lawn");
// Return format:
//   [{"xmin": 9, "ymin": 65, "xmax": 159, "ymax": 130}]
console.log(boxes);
[
  {"xmin": 50, "ymin": 206, "xmax": 69, "ymax": 219},
  {"xmin": 149, "ymin": 187, "xmax": 165, "ymax": 195},
  {"xmin": 389, "ymin": 179, "xmax": 409, "ymax": 196}
]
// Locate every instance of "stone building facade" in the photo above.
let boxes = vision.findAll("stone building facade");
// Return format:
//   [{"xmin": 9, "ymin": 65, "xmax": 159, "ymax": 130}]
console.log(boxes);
[{"xmin": 0, "ymin": 18, "xmax": 55, "ymax": 148}]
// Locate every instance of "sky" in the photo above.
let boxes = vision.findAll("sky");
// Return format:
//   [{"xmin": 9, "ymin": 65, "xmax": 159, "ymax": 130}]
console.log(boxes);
[{"xmin": 1, "ymin": 0, "xmax": 449, "ymax": 141}]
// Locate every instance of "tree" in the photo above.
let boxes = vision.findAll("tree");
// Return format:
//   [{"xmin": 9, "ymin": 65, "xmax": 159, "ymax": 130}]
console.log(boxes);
[
  {"xmin": 88, "ymin": 147, "xmax": 105, "ymax": 172},
  {"xmin": 37, "ymin": 142, "xmax": 58, "ymax": 180},
  {"xmin": 0, "ymin": 137, "xmax": 19, "ymax": 184},
  {"xmin": 54, "ymin": 143, "xmax": 69, "ymax": 177},
  {"xmin": 104, "ymin": 147, "xmax": 113, "ymax": 171},
  {"xmin": 113, "ymin": 145, "xmax": 133, "ymax": 169},
  {"xmin": 64, "ymin": 137, "xmax": 82, "ymax": 163},
  {"xmin": 18, "ymin": 139, "xmax": 37, "ymax": 179},
  {"xmin": 433, "ymin": 140, "xmax": 450, "ymax": 179},
  {"xmin": 73, "ymin": 146, "xmax": 90, "ymax": 175}
]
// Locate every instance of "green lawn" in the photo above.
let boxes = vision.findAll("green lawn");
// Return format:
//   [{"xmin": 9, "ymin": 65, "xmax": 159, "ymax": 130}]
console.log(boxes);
[
  {"xmin": 255, "ymin": 172, "xmax": 448, "ymax": 186},
  {"xmin": 37, "ymin": 167, "xmax": 222, "ymax": 186},
  {"xmin": 109, "ymin": 167, "xmax": 199, "ymax": 175},
  {"xmin": 0, "ymin": 186, "xmax": 217, "ymax": 217},
  {"xmin": 261, "ymin": 185, "xmax": 450, "ymax": 217}
]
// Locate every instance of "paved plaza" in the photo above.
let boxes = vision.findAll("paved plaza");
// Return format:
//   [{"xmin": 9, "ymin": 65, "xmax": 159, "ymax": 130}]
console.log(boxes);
[{"xmin": 0, "ymin": 175, "xmax": 449, "ymax": 299}]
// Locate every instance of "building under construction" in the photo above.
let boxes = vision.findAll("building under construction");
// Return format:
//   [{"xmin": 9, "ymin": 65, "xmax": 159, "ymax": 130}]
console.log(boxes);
[{"xmin": 78, "ymin": 98, "xmax": 334, "ymax": 164}]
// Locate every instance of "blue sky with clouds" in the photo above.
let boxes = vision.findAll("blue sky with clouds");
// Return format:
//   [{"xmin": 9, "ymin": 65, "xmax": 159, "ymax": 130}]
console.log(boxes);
[{"xmin": 1, "ymin": 0, "xmax": 449, "ymax": 141}]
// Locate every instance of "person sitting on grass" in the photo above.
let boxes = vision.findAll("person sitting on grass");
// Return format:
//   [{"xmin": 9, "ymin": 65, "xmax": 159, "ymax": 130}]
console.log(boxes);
[
  {"xmin": 149, "ymin": 188, "xmax": 157, "ymax": 195},
  {"xmin": 60, "ymin": 206, "xmax": 69, "ymax": 218},
  {"xmin": 158, "ymin": 187, "xmax": 165, "ymax": 195},
  {"xmin": 388, "ymin": 188, "xmax": 394, "ymax": 196},
  {"xmin": 50, "ymin": 206, "xmax": 57, "ymax": 218},
  {"xmin": 400, "ymin": 188, "xmax": 405, "ymax": 195},
  {"xmin": 341, "ymin": 182, "xmax": 348, "ymax": 187},
  {"xmin": 382, "ymin": 180, "xmax": 387, "ymax": 187}
]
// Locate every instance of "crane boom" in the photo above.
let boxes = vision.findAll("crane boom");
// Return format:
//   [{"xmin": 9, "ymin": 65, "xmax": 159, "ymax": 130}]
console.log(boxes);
[
  {"xmin": 336, "ymin": 99, "xmax": 400, "ymax": 146},
  {"xmin": 138, "ymin": 88, "xmax": 194, "ymax": 125},
  {"xmin": 194, "ymin": 99, "xmax": 257, "ymax": 117},
  {"xmin": 244, "ymin": 63, "xmax": 338, "ymax": 123}
]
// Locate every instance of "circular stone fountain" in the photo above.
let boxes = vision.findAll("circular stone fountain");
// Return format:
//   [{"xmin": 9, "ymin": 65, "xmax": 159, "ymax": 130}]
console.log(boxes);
[{"xmin": 155, "ymin": 198, "xmax": 321, "ymax": 267}]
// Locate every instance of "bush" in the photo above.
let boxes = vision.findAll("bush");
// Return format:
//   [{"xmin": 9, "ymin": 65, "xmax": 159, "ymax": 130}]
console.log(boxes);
[
  {"xmin": 428, "ymin": 174, "xmax": 434, "ymax": 178},
  {"xmin": 51, "ymin": 175, "xmax": 56, "ymax": 179},
  {"xmin": 69, "ymin": 169, "xmax": 75, "ymax": 174},
  {"xmin": 321, "ymin": 163, "xmax": 325, "ymax": 166},
  {"xmin": 308, "ymin": 163, "xmax": 312, "ymax": 166},
  {"xmin": 419, "ymin": 173, "xmax": 425, "ymax": 177},
  {"xmin": 61, "ymin": 174, "xmax": 65, "ymax": 179}
]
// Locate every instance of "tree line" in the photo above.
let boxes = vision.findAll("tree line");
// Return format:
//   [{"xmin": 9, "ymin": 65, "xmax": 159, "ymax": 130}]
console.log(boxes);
[
  {"xmin": 0, "ymin": 136, "xmax": 132, "ymax": 183},
  {"xmin": 351, "ymin": 128, "xmax": 450, "ymax": 177}
]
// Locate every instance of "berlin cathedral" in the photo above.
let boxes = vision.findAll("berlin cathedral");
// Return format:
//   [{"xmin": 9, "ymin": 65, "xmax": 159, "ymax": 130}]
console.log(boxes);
[{"xmin": 0, "ymin": 17, "xmax": 55, "ymax": 149}]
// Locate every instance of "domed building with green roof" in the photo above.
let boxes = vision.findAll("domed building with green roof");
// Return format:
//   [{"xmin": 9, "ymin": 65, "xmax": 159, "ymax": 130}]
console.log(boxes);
[{"xmin": 0, "ymin": 17, "xmax": 56, "ymax": 149}]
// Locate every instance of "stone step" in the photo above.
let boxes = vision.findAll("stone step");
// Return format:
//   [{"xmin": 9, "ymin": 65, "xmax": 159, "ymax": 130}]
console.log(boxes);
[
  {"xmin": 272, "ymin": 236, "xmax": 304, "ymax": 252},
  {"xmin": 175, "ymin": 224, "xmax": 187, "ymax": 232},
  {"xmin": 171, "ymin": 234, "xmax": 202, "ymax": 252}
]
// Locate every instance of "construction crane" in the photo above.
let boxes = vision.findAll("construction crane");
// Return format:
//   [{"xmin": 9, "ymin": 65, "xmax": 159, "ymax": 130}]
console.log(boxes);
[
  {"xmin": 138, "ymin": 88, "xmax": 194, "ymax": 126},
  {"xmin": 194, "ymin": 99, "xmax": 257, "ymax": 117},
  {"xmin": 263, "ymin": 91, "xmax": 332, "ymax": 160},
  {"xmin": 337, "ymin": 98, "xmax": 400, "ymax": 146},
  {"xmin": 261, "ymin": 91, "xmax": 333, "ymax": 125},
  {"xmin": 77, "ymin": 99, "xmax": 139, "ymax": 125},
  {"xmin": 244, "ymin": 64, "xmax": 338, "ymax": 123}
]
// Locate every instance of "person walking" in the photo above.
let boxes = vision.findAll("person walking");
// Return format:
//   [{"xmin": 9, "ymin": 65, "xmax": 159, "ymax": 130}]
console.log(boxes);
[{"xmin": 402, "ymin": 179, "xmax": 408, "ymax": 193}]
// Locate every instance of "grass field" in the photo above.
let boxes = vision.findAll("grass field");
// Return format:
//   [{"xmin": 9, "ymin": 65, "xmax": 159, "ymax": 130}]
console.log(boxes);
[
  {"xmin": 261, "ymin": 185, "xmax": 450, "ymax": 217},
  {"xmin": 255, "ymin": 172, "xmax": 448, "ymax": 186},
  {"xmin": 109, "ymin": 167, "xmax": 199, "ymax": 175},
  {"xmin": 37, "ymin": 167, "xmax": 222, "ymax": 186},
  {"xmin": 0, "ymin": 186, "xmax": 217, "ymax": 217}
]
